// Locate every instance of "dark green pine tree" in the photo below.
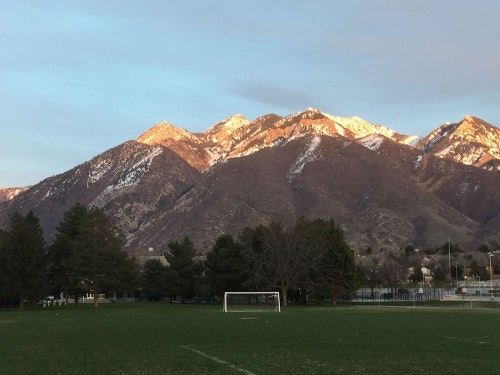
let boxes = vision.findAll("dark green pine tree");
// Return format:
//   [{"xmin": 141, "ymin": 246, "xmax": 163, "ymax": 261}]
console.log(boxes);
[
  {"xmin": 49, "ymin": 203, "xmax": 138, "ymax": 307},
  {"xmin": 205, "ymin": 234, "xmax": 246, "ymax": 296},
  {"xmin": 164, "ymin": 236, "xmax": 203, "ymax": 302},
  {"xmin": 48, "ymin": 203, "xmax": 89, "ymax": 304},
  {"xmin": 142, "ymin": 259, "xmax": 168, "ymax": 301},
  {"xmin": 308, "ymin": 219, "xmax": 362, "ymax": 304},
  {"xmin": 1, "ymin": 211, "xmax": 47, "ymax": 310}
]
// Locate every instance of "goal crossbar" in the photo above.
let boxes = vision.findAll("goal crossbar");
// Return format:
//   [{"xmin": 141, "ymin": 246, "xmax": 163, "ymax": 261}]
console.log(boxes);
[{"xmin": 223, "ymin": 291, "xmax": 280, "ymax": 313}]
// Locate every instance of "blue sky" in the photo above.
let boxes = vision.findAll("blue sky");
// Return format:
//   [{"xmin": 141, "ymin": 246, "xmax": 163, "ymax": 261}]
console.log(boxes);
[{"xmin": 1, "ymin": 1, "xmax": 499, "ymax": 187}]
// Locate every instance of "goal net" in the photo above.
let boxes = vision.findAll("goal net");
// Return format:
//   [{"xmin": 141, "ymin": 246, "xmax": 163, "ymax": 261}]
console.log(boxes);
[{"xmin": 223, "ymin": 292, "xmax": 281, "ymax": 313}]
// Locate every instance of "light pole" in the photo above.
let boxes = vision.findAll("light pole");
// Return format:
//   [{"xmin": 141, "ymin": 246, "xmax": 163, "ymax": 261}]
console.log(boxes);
[{"xmin": 489, "ymin": 253, "xmax": 494, "ymax": 301}]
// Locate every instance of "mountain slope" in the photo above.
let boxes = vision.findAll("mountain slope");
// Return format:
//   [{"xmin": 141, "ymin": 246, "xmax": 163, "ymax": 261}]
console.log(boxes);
[
  {"xmin": 122, "ymin": 133, "xmax": 499, "ymax": 254},
  {"xmin": 0, "ymin": 141, "xmax": 201, "ymax": 244}
]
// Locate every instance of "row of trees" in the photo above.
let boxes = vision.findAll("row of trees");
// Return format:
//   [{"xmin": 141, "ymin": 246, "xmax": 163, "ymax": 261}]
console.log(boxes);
[
  {"xmin": 0, "ymin": 203, "xmax": 363, "ymax": 309},
  {"xmin": 0, "ymin": 204, "xmax": 138, "ymax": 310},
  {"xmin": 143, "ymin": 218, "xmax": 363, "ymax": 306}
]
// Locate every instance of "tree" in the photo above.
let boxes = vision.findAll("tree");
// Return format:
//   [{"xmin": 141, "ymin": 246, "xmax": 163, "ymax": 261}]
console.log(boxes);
[
  {"xmin": 0, "ymin": 229, "xmax": 12, "ymax": 305},
  {"xmin": 468, "ymin": 259, "xmax": 489, "ymax": 282},
  {"xmin": 307, "ymin": 219, "xmax": 362, "ymax": 304},
  {"xmin": 0, "ymin": 211, "xmax": 47, "ymax": 310},
  {"xmin": 477, "ymin": 244, "xmax": 491, "ymax": 254},
  {"xmin": 432, "ymin": 266, "xmax": 447, "ymax": 283},
  {"xmin": 239, "ymin": 221, "xmax": 310, "ymax": 306},
  {"xmin": 238, "ymin": 217, "xmax": 362, "ymax": 306},
  {"xmin": 164, "ymin": 236, "xmax": 203, "ymax": 302},
  {"xmin": 259, "ymin": 221, "xmax": 303, "ymax": 307},
  {"xmin": 238, "ymin": 225, "xmax": 268, "ymax": 290},
  {"xmin": 404, "ymin": 246, "xmax": 415, "ymax": 257},
  {"xmin": 377, "ymin": 253, "xmax": 405, "ymax": 288},
  {"xmin": 409, "ymin": 267, "xmax": 423, "ymax": 284},
  {"xmin": 49, "ymin": 203, "xmax": 138, "ymax": 307},
  {"xmin": 205, "ymin": 234, "xmax": 246, "ymax": 296},
  {"xmin": 48, "ymin": 203, "xmax": 88, "ymax": 305},
  {"xmin": 439, "ymin": 242, "xmax": 461, "ymax": 255},
  {"xmin": 142, "ymin": 259, "xmax": 168, "ymax": 301}
]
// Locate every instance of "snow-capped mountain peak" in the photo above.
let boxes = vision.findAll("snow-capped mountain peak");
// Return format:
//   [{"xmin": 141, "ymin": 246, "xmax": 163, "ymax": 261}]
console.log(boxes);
[
  {"xmin": 416, "ymin": 115, "xmax": 500, "ymax": 171},
  {"xmin": 131, "ymin": 109, "xmax": 499, "ymax": 175},
  {"xmin": 137, "ymin": 121, "xmax": 197, "ymax": 144},
  {"xmin": 205, "ymin": 114, "xmax": 249, "ymax": 142}
]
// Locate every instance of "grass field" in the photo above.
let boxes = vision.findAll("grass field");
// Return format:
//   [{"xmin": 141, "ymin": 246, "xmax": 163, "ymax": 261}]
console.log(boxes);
[{"xmin": 0, "ymin": 302, "xmax": 499, "ymax": 375}]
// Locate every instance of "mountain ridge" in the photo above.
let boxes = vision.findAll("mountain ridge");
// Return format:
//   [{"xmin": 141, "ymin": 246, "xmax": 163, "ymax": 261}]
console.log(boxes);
[
  {"xmin": 3, "ymin": 109, "xmax": 498, "ymax": 192},
  {"xmin": 1, "ymin": 108, "xmax": 499, "ymax": 255}
]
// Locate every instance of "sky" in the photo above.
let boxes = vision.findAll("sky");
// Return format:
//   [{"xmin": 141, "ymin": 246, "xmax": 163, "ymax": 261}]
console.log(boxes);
[{"xmin": 1, "ymin": 0, "xmax": 499, "ymax": 187}]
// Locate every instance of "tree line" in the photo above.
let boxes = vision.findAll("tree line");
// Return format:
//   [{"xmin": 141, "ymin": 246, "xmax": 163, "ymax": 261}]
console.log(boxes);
[
  {"xmin": 143, "ymin": 217, "xmax": 363, "ymax": 306},
  {"xmin": 0, "ymin": 203, "xmax": 363, "ymax": 310}
]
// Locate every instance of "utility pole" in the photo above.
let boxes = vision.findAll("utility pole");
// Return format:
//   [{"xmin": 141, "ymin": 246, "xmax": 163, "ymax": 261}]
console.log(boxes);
[{"xmin": 489, "ymin": 252, "xmax": 495, "ymax": 301}]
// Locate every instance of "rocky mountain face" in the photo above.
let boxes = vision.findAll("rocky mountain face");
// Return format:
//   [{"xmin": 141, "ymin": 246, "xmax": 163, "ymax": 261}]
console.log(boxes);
[
  {"xmin": 135, "ymin": 109, "xmax": 418, "ymax": 174},
  {"xmin": 416, "ymin": 115, "xmax": 500, "ymax": 171},
  {"xmin": 0, "ymin": 187, "xmax": 29, "ymax": 203},
  {"xmin": 1, "ymin": 109, "xmax": 499, "ymax": 255}
]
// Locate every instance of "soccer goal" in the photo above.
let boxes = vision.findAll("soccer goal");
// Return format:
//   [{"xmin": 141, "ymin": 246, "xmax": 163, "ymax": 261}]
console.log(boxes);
[{"xmin": 223, "ymin": 291, "xmax": 281, "ymax": 313}]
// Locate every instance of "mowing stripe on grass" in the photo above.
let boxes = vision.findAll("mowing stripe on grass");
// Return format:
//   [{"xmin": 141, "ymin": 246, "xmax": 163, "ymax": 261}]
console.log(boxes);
[{"xmin": 180, "ymin": 345, "xmax": 256, "ymax": 375}]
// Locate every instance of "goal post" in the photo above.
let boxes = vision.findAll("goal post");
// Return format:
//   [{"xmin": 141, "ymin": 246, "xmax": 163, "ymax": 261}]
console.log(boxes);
[{"xmin": 223, "ymin": 291, "xmax": 281, "ymax": 313}]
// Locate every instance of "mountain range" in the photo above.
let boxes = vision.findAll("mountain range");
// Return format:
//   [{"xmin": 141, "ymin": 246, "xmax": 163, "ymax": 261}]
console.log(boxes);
[{"xmin": 1, "ymin": 108, "xmax": 499, "ymax": 256}]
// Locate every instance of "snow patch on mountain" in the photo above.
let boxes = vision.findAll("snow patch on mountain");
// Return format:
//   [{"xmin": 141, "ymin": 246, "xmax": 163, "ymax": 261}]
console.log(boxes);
[
  {"xmin": 414, "ymin": 155, "xmax": 423, "ymax": 170},
  {"xmin": 116, "ymin": 146, "xmax": 163, "ymax": 188},
  {"xmin": 360, "ymin": 134, "xmax": 384, "ymax": 151},
  {"xmin": 457, "ymin": 182, "xmax": 468, "ymax": 196},
  {"xmin": 402, "ymin": 135, "xmax": 420, "ymax": 146},
  {"xmin": 87, "ymin": 158, "xmax": 113, "ymax": 187},
  {"xmin": 40, "ymin": 170, "xmax": 81, "ymax": 201},
  {"xmin": 92, "ymin": 147, "xmax": 163, "ymax": 206},
  {"xmin": 326, "ymin": 114, "xmax": 396, "ymax": 139},
  {"xmin": 287, "ymin": 135, "xmax": 322, "ymax": 181},
  {"xmin": 435, "ymin": 145, "xmax": 453, "ymax": 158}
]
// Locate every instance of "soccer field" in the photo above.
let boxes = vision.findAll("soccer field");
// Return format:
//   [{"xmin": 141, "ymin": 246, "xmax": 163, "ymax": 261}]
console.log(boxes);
[{"xmin": 0, "ymin": 303, "xmax": 498, "ymax": 375}]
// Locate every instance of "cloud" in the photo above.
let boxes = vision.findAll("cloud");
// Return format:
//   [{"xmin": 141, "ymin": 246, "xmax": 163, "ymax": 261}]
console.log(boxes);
[{"xmin": 227, "ymin": 82, "xmax": 325, "ymax": 113}]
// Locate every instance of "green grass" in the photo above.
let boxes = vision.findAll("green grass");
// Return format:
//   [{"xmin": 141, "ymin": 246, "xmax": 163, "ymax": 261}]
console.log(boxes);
[{"xmin": 1, "ymin": 302, "xmax": 499, "ymax": 374}]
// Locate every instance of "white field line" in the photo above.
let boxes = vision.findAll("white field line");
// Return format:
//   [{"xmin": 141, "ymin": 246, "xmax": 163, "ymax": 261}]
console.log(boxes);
[
  {"xmin": 0, "ymin": 320, "xmax": 15, "ymax": 328},
  {"xmin": 180, "ymin": 345, "xmax": 257, "ymax": 375}
]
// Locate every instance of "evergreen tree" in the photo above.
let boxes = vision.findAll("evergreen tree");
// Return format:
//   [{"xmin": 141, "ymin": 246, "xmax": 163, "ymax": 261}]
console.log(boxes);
[
  {"xmin": 307, "ymin": 219, "xmax": 361, "ymax": 303},
  {"xmin": 142, "ymin": 259, "xmax": 168, "ymax": 301},
  {"xmin": 1, "ymin": 211, "xmax": 47, "ymax": 310},
  {"xmin": 205, "ymin": 234, "xmax": 246, "ymax": 296},
  {"xmin": 49, "ymin": 203, "xmax": 138, "ymax": 307},
  {"xmin": 238, "ymin": 225, "xmax": 268, "ymax": 289},
  {"xmin": 0, "ymin": 229, "xmax": 12, "ymax": 305},
  {"xmin": 409, "ymin": 266, "xmax": 423, "ymax": 284},
  {"xmin": 164, "ymin": 236, "xmax": 203, "ymax": 302},
  {"xmin": 48, "ymin": 203, "xmax": 88, "ymax": 304},
  {"xmin": 432, "ymin": 266, "xmax": 447, "ymax": 283}
]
